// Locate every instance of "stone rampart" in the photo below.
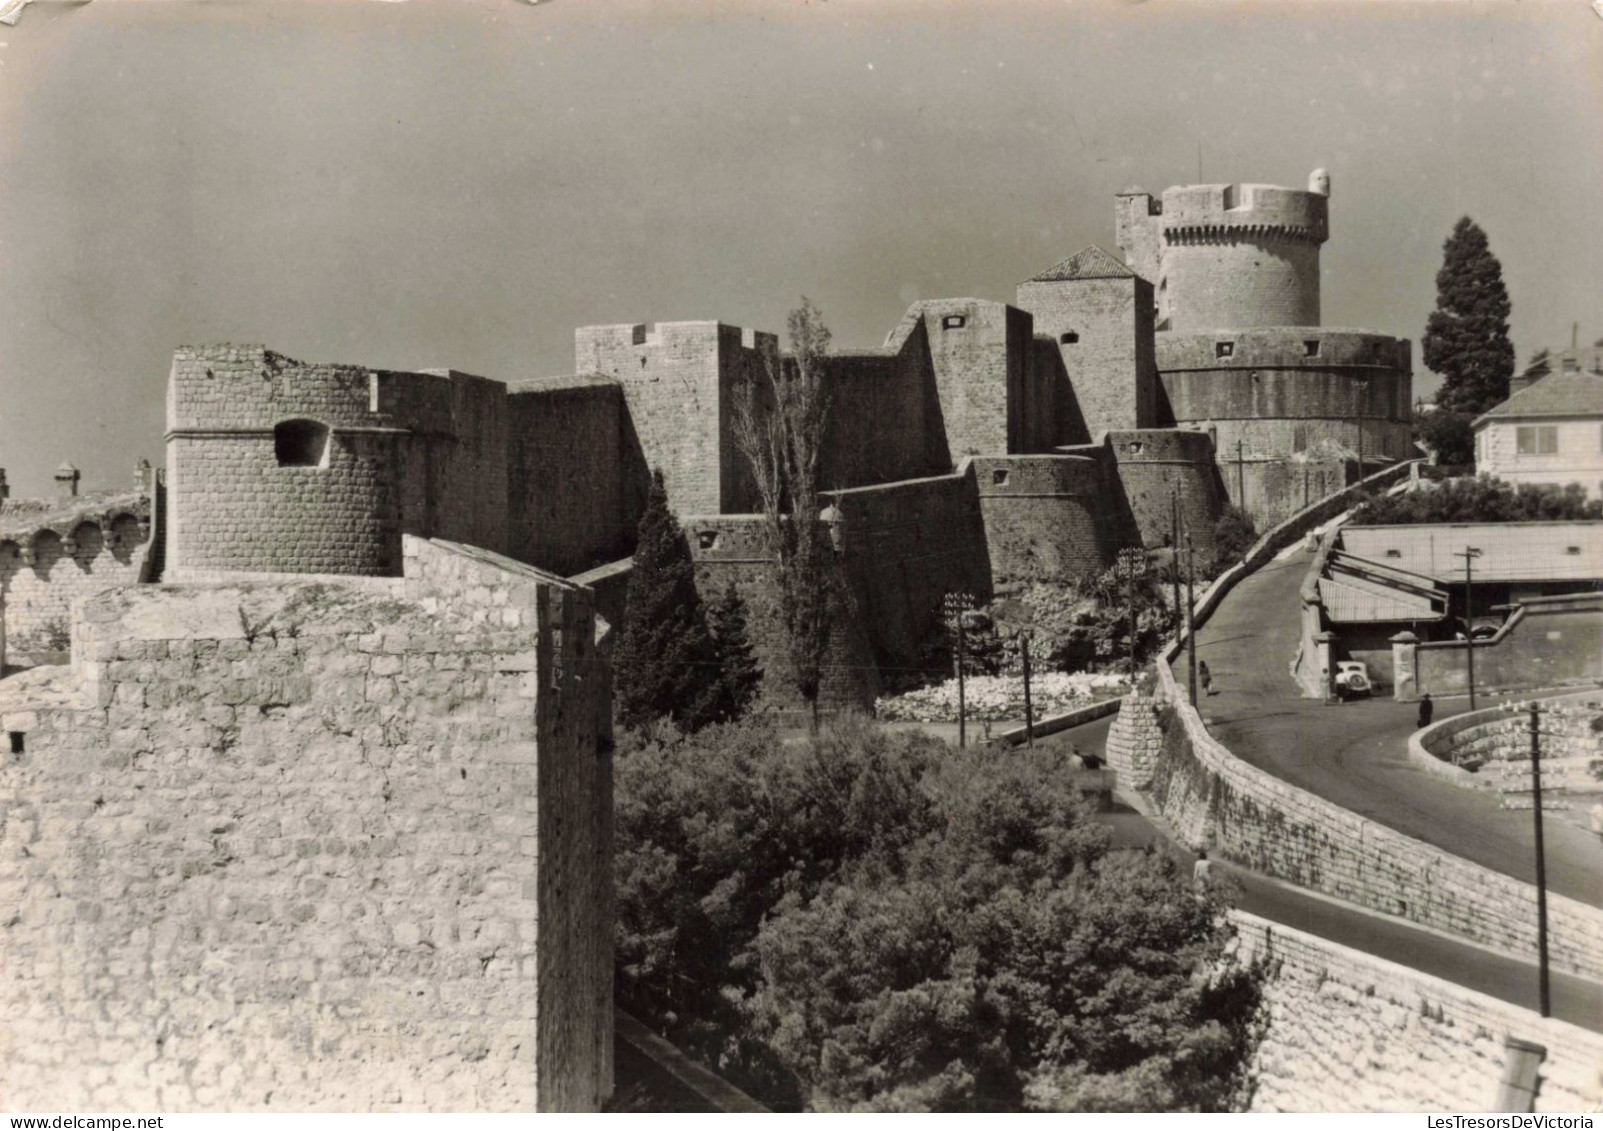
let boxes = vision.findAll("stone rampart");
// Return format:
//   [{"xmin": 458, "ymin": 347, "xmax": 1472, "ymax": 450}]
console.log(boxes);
[
  {"xmin": 506, "ymin": 376, "xmax": 628, "ymax": 576},
  {"xmin": 1412, "ymin": 692, "xmax": 1603, "ymax": 792},
  {"xmin": 0, "ymin": 536, "xmax": 612, "ymax": 1110},
  {"xmin": 1104, "ymin": 429, "xmax": 1225, "ymax": 555},
  {"xmin": 166, "ymin": 347, "xmax": 509, "ymax": 578},
  {"xmin": 972, "ymin": 453, "xmax": 1121, "ymax": 586},
  {"xmin": 1234, "ymin": 913, "xmax": 1603, "ymax": 1112},
  {"xmin": 0, "ymin": 492, "xmax": 152, "ymax": 658}
]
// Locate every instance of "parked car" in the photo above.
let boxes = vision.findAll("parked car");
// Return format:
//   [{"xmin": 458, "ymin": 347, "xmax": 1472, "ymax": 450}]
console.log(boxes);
[{"xmin": 1333, "ymin": 660, "xmax": 1372, "ymax": 700}]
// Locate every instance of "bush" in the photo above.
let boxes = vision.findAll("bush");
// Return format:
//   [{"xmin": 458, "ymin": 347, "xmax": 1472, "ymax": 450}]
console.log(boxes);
[
  {"xmin": 615, "ymin": 716, "xmax": 1265, "ymax": 1111},
  {"xmin": 1413, "ymin": 409, "xmax": 1476, "ymax": 467},
  {"xmin": 1352, "ymin": 475, "xmax": 1603, "ymax": 526},
  {"xmin": 1209, "ymin": 505, "xmax": 1259, "ymax": 576}
]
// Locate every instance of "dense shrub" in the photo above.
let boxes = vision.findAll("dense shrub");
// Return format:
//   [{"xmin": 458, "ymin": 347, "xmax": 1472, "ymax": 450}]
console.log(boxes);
[
  {"xmin": 1414, "ymin": 409, "xmax": 1476, "ymax": 467},
  {"xmin": 1209, "ymin": 505, "xmax": 1259, "ymax": 576},
  {"xmin": 615, "ymin": 717, "xmax": 1265, "ymax": 1111},
  {"xmin": 1352, "ymin": 475, "xmax": 1603, "ymax": 526}
]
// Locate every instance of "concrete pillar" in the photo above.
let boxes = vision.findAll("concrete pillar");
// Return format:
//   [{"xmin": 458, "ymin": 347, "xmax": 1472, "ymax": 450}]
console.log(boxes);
[
  {"xmin": 54, "ymin": 463, "xmax": 80, "ymax": 499},
  {"xmin": 1314, "ymin": 630, "xmax": 1337, "ymax": 702},
  {"xmin": 1391, "ymin": 630, "xmax": 1420, "ymax": 702}
]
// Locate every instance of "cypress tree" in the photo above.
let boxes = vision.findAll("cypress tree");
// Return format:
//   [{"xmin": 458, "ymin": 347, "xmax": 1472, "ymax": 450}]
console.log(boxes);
[
  {"xmin": 702, "ymin": 583, "xmax": 762, "ymax": 724},
  {"xmin": 612, "ymin": 469, "xmax": 721, "ymax": 730},
  {"xmin": 1422, "ymin": 218, "xmax": 1515, "ymax": 416}
]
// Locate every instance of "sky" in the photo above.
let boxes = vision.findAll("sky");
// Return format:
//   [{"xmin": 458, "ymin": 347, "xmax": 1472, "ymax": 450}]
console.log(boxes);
[{"xmin": 0, "ymin": 0, "xmax": 1598, "ymax": 497}]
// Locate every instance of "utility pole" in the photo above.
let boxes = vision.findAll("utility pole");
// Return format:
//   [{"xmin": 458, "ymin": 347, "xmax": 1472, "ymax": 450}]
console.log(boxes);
[
  {"xmin": 1454, "ymin": 547, "xmax": 1483, "ymax": 710},
  {"xmin": 1124, "ymin": 551, "xmax": 1141, "ymax": 677},
  {"xmin": 1021, "ymin": 630, "xmax": 1035, "ymax": 750},
  {"xmin": 1170, "ymin": 483, "xmax": 1183, "ymax": 649},
  {"xmin": 1186, "ymin": 533, "xmax": 1198, "ymax": 705},
  {"xmin": 1235, "ymin": 439, "xmax": 1246, "ymax": 511},
  {"xmin": 944, "ymin": 592, "xmax": 972, "ymax": 748},
  {"xmin": 1529, "ymin": 702, "xmax": 1551, "ymax": 1018},
  {"xmin": 1354, "ymin": 380, "xmax": 1369, "ymax": 488}
]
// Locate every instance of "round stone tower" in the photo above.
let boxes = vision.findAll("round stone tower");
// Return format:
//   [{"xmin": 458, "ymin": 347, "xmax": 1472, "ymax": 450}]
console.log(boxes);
[{"xmin": 1119, "ymin": 172, "xmax": 1331, "ymax": 332}]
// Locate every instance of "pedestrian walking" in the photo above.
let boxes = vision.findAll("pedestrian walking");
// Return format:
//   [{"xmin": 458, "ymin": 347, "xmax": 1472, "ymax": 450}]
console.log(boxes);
[
  {"xmin": 1199, "ymin": 660, "xmax": 1213, "ymax": 697},
  {"xmin": 1416, "ymin": 692, "xmax": 1434, "ymax": 730}
]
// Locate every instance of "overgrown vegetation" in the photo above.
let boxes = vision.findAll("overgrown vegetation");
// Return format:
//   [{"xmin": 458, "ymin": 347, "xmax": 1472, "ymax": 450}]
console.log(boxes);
[
  {"xmin": 612, "ymin": 470, "xmax": 760, "ymax": 731},
  {"xmin": 1413, "ymin": 409, "xmax": 1476, "ymax": 468},
  {"xmin": 1209, "ymin": 504, "xmax": 1259, "ymax": 576},
  {"xmin": 1352, "ymin": 476, "xmax": 1603, "ymax": 526},
  {"xmin": 615, "ymin": 717, "xmax": 1265, "ymax": 1112}
]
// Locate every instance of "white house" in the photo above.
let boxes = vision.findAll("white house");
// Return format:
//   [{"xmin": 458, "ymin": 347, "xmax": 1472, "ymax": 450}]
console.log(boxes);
[{"xmin": 1473, "ymin": 371, "xmax": 1603, "ymax": 499}]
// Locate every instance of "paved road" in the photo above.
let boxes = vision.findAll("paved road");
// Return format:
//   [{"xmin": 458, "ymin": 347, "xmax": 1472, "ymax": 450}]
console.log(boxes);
[
  {"xmin": 1039, "ymin": 717, "xmax": 1603, "ymax": 1032},
  {"xmin": 1188, "ymin": 545, "xmax": 1603, "ymax": 909}
]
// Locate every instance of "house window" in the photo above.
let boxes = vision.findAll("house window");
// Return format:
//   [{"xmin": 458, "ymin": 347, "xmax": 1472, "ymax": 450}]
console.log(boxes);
[
  {"xmin": 1215, "ymin": 341, "xmax": 1234, "ymax": 359},
  {"xmin": 1515, "ymin": 425, "xmax": 1558, "ymax": 456},
  {"xmin": 1060, "ymin": 331, "xmax": 1079, "ymax": 345},
  {"xmin": 274, "ymin": 419, "xmax": 331, "ymax": 468},
  {"xmin": 942, "ymin": 315, "xmax": 966, "ymax": 330},
  {"xmin": 1562, "ymin": 357, "xmax": 1579, "ymax": 373},
  {"xmin": 8, "ymin": 732, "xmax": 23, "ymax": 755}
]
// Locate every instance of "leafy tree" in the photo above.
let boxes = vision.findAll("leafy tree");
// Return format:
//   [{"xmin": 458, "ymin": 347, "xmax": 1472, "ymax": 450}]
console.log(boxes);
[
  {"xmin": 1423, "ymin": 218, "xmax": 1515, "ymax": 415},
  {"xmin": 703, "ymin": 583, "xmax": 763, "ymax": 724},
  {"xmin": 612, "ymin": 469, "xmax": 722, "ymax": 730},
  {"xmin": 1352, "ymin": 475, "xmax": 1603, "ymax": 525},
  {"xmin": 1413, "ymin": 409, "xmax": 1476, "ymax": 467},
  {"xmin": 614, "ymin": 716, "xmax": 1266, "ymax": 1111},
  {"xmin": 732, "ymin": 298, "xmax": 841, "ymax": 726}
]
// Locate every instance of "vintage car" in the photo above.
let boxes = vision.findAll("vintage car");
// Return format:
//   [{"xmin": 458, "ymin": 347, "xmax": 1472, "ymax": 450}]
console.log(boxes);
[{"xmin": 1333, "ymin": 660, "xmax": 1372, "ymax": 700}]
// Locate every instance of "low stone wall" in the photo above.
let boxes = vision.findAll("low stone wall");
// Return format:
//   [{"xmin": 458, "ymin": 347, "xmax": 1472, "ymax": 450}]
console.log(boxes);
[
  {"xmin": 1408, "ymin": 593, "xmax": 1603, "ymax": 699},
  {"xmin": 1235, "ymin": 913, "xmax": 1603, "ymax": 1113},
  {"xmin": 1412, "ymin": 691, "xmax": 1603, "ymax": 792}
]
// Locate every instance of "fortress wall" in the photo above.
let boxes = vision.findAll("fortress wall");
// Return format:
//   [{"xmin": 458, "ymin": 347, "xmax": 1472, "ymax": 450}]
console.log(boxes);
[
  {"xmin": 0, "ymin": 538, "xmax": 612, "ymax": 1111},
  {"xmin": 1234, "ymin": 914, "xmax": 1603, "ymax": 1113},
  {"xmin": 506, "ymin": 378, "xmax": 626, "ymax": 576},
  {"xmin": 1104, "ymin": 429, "xmax": 1225, "ymax": 555},
  {"xmin": 0, "ymin": 497, "xmax": 151, "ymax": 654},
  {"xmin": 168, "ymin": 431, "xmax": 401, "ymax": 576},
  {"xmin": 1032, "ymin": 337, "xmax": 1092, "ymax": 447},
  {"xmin": 167, "ymin": 349, "xmax": 510, "ymax": 577},
  {"xmin": 828, "ymin": 468, "xmax": 993, "ymax": 674},
  {"xmin": 1016, "ymin": 276, "xmax": 1157, "ymax": 440},
  {"xmin": 819, "ymin": 338, "xmax": 945, "ymax": 494},
  {"xmin": 685, "ymin": 516, "xmax": 877, "ymax": 712},
  {"xmin": 891, "ymin": 300, "xmax": 1018, "ymax": 460},
  {"xmin": 971, "ymin": 454, "xmax": 1122, "ymax": 586}
]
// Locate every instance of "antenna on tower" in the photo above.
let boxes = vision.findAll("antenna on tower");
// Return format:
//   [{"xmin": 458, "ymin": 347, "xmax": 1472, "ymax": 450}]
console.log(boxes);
[
  {"xmin": 1572, "ymin": 322, "xmax": 1579, "ymax": 350},
  {"xmin": 1197, "ymin": 142, "xmax": 1203, "ymax": 184}
]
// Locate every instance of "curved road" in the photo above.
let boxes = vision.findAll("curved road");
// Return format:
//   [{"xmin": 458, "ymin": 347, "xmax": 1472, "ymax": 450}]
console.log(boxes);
[{"xmin": 1188, "ymin": 545, "xmax": 1603, "ymax": 909}]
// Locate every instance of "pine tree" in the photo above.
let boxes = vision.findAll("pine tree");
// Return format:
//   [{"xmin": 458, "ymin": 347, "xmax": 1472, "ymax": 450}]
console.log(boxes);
[
  {"xmin": 1422, "ymin": 218, "xmax": 1515, "ymax": 416},
  {"xmin": 612, "ymin": 469, "xmax": 721, "ymax": 730},
  {"xmin": 702, "ymin": 583, "xmax": 763, "ymax": 724}
]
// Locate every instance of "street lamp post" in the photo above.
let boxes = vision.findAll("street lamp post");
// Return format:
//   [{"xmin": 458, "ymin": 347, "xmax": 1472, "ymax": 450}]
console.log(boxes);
[
  {"xmin": 943, "ymin": 591, "xmax": 973, "ymax": 748},
  {"xmin": 1354, "ymin": 380, "xmax": 1369, "ymax": 488},
  {"xmin": 1528, "ymin": 701, "xmax": 1551, "ymax": 1017},
  {"xmin": 1185, "ymin": 533, "xmax": 1198, "ymax": 705}
]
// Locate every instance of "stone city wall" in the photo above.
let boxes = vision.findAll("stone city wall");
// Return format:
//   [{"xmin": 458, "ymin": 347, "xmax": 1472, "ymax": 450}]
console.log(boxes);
[
  {"xmin": 1235, "ymin": 914, "xmax": 1603, "ymax": 1113},
  {"xmin": 884, "ymin": 300, "xmax": 1019, "ymax": 460},
  {"xmin": 1104, "ymin": 429, "xmax": 1225, "ymax": 555},
  {"xmin": 166, "ymin": 348, "xmax": 510, "ymax": 577},
  {"xmin": 0, "ymin": 494, "xmax": 152, "ymax": 656},
  {"xmin": 1412, "ymin": 692, "xmax": 1603, "ymax": 792},
  {"xmin": 971, "ymin": 453, "xmax": 1126, "ymax": 586},
  {"xmin": 0, "ymin": 537, "xmax": 612, "ymax": 1111}
]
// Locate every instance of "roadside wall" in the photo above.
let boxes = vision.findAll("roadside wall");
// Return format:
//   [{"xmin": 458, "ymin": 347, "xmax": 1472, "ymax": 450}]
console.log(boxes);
[
  {"xmin": 1236, "ymin": 914, "xmax": 1603, "ymax": 1113},
  {"xmin": 1410, "ymin": 594, "xmax": 1603, "ymax": 698}
]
